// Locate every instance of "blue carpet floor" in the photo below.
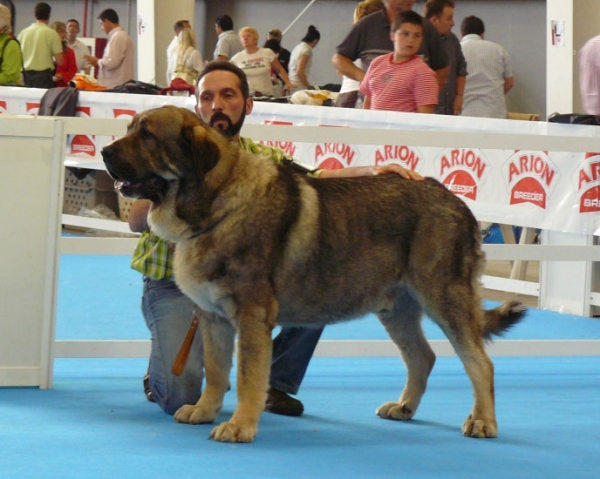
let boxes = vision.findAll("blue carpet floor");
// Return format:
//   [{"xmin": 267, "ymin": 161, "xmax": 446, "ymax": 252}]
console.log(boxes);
[
  {"xmin": 1, "ymin": 254, "xmax": 599, "ymax": 478},
  {"xmin": 1, "ymin": 357, "xmax": 599, "ymax": 478}
]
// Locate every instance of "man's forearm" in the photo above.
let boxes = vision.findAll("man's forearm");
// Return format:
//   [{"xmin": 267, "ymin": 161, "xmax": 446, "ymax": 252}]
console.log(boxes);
[{"xmin": 332, "ymin": 53, "xmax": 365, "ymax": 83}]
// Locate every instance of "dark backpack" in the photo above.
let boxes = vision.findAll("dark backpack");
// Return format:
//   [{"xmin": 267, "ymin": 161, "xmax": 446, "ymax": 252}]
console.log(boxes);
[{"xmin": 39, "ymin": 87, "xmax": 79, "ymax": 117}]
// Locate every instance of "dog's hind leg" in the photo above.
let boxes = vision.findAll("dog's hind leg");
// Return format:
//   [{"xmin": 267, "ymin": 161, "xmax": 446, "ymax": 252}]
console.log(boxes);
[
  {"xmin": 455, "ymin": 340, "xmax": 496, "ymax": 438},
  {"xmin": 427, "ymin": 291, "xmax": 498, "ymax": 438},
  {"xmin": 174, "ymin": 311, "xmax": 234, "ymax": 426},
  {"xmin": 375, "ymin": 292, "xmax": 436, "ymax": 422},
  {"xmin": 209, "ymin": 299, "xmax": 276, "ymax": 443}
]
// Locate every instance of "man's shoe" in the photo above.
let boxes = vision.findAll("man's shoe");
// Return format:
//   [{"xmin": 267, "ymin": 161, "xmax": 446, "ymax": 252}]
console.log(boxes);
[
  {"xmin": 265, "ymin": 387, "xmax": 304, "ymax": 416},
  {"xmin": 143, "ymin": 374, "xmax": 156, "ymax": 403}
]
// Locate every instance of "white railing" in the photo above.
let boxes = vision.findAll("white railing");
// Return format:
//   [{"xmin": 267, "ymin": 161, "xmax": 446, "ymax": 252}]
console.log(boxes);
[{"xmin": 52, "ymin": 115, "xmax": 600, "ymax": 359}]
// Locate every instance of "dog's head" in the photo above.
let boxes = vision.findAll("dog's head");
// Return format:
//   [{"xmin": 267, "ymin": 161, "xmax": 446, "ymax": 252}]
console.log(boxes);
[{"xmin": 101, "ymin": 105, "xmax": 229, "ymax": 226}]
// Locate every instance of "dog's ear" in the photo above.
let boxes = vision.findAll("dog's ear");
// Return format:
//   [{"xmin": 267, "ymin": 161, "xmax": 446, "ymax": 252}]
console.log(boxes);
[
  {"xmin": 190, "ymin": 124, "xmax": 220, "ymax": 178},
  {"xmin": 174, "ymin": 124, "xmax": 221, "ymax": 227}
]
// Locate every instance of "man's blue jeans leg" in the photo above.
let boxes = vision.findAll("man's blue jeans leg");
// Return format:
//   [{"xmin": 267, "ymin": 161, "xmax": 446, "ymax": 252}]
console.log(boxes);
[
  {"xmin": 142, "ymin": 277, "xmax": 203, "ymax": 415},
  {"xmin": 269, "ymin": 325, "xmax": 324, "ymax": 395}
]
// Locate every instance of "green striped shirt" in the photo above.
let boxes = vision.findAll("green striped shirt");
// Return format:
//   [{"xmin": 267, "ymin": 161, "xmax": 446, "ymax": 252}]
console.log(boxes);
[{"xmin": 131, "ymin": 136, "xmax": 309, "ymax": 279}]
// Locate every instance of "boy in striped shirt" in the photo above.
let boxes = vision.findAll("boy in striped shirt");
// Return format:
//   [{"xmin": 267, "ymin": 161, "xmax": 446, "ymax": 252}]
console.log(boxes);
[{"xmin": 360, "ymin": 10, "xmax": 438, "ymax": 113}]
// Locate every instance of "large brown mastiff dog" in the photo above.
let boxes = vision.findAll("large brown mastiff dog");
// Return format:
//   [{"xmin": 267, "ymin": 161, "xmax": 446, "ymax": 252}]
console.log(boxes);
[{"xmin": 102, "ymin": 105, "xmax": 525, "ymax": 443}]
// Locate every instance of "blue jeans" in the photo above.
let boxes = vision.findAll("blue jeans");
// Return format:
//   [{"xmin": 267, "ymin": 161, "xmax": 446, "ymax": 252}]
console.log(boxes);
[
  {"xmin": 270, "ymin": 325, "xmax": 323, "ymax": 395},
  {"xmin": 142, "ymin": 278, "xmax": 323, "ymax": 413},
  {"xmin": 142, "ymin": 278, "xmax": 201, "ymax": 415}
]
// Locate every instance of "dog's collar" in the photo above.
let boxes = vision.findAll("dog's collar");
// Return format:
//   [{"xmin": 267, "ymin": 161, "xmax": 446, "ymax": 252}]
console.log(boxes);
[{"xmin": 187, "ymin": 215, "xmax": 227, "ymax": 240}]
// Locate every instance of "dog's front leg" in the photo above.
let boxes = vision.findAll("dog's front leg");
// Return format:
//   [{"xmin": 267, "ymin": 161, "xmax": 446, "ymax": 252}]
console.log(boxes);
[
  {"xmin": 174, "ymin": 311, "xmax": 234, "ymax": 425},
  {"xmin": 210, "ymin": 301, "xmax": 275, "ymax": 443}
]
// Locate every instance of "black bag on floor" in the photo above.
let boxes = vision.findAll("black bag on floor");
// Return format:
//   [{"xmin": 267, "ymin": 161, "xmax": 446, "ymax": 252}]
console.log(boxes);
[
  {"xmin": 105, "ymin": 80, "xmax": 162, "ymax": 95},
  {"xmin": 548, "ymin": 113, "xmax": 600, "ymax": 125}
]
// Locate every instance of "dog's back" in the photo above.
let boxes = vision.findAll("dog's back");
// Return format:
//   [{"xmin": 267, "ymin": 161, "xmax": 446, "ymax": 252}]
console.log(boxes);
[{"xmin": 273, "ymin": 170, "xmax": 484, "ymax": 327}]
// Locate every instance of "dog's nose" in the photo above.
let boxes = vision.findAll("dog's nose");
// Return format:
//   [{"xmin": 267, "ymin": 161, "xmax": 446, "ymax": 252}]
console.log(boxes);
[{"xmin": 100, "ymin": 146, "xmax": 113, "ymax": 162}]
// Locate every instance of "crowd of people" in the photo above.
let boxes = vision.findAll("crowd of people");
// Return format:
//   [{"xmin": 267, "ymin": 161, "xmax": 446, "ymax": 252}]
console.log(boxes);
[
  {"xmin": 158, "ymin": 0, "xmax": 515, "ymax": 119},
  {"xmin": 0, "ymin": 2, "xmax": 133, "ymax": 90},
  {"xmin": 1, "ymin": 0, "xmax": 521, "ymax": 120}
]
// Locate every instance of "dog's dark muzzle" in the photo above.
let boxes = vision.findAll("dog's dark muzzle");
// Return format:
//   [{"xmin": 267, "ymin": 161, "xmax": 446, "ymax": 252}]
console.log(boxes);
[{"xmin": 101, "ymin": 144, "xmax": 169, "ymax": 201}]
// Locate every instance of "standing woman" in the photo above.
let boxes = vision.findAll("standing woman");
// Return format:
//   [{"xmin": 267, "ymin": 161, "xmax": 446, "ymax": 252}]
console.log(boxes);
[
  {"xmin": 50, "ymin": 21, "xmax": 77, "ymax": 87},
  {"xmin": 171, "ymin": 27, "xmax": 203, "ymax": 86},
  {"xmin": 288, "ymin": 25, "xmax": 320, "ymax": 90},
  {"xmin": 230, "ymin": 26, "xmax": 293, "ymax": 97}
]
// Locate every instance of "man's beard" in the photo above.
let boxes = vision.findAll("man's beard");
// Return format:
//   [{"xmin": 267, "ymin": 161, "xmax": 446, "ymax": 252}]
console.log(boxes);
[{"xmin": 209, "ymin": 111, "xmax": 246, "ymax": 138}]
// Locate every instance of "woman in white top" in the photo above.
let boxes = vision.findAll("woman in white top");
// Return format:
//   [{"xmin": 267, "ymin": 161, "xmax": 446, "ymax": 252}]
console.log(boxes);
[
  {"xmin": 288, "ymin": 25, "xmax": 320, "ymax": 90},
  {"xmin": 230, "ymin": 26, "xmax": 293, "ymax": 97},
  {"xmin": 170, "ymin": 27, "xmax": 203, "ymax": 86}
]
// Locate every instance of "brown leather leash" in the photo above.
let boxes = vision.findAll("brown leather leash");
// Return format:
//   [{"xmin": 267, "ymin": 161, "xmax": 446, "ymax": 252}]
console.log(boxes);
[{"xmin": 171, "ymin": 314, "xmax": 199, "ymax": 376}]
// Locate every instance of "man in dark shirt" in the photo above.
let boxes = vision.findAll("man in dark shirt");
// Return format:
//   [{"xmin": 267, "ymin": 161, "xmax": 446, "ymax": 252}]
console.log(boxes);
[
  {"xmin": 424, "ymin": 0, "xmax": 467, "ymax": 115},
  {"xmin": 332, "ymin": 0, "xmax": 449, "ymax": 102}
]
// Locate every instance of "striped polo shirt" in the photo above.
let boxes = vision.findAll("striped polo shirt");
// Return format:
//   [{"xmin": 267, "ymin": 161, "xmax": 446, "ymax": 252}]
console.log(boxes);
[
  {"xmin": 359, "ymin": 53, "xmax": 438, "ymax": 112},
  {"xmin": 460, "ymin": 34, "xmax": 514, "ymax": 119}
]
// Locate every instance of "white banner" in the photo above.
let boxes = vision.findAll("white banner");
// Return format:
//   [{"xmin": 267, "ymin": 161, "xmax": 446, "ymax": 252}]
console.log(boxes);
[
  {"xmin": 246, "ymin": 102, "xmax": 600, "ymax": 237},
  {"xmin": 2, "ymin": 87, "xmax": 600, "ymax": 236}
]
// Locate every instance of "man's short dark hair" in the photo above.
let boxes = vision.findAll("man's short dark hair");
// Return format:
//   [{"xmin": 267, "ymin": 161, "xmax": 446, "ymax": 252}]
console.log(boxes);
[
  {"xmin": 423, "ymin": 0, "xmax": 455, "ymax": 20},
  {"xmin": 98, "ymin": 8, "xmax": 119, "ymax": 25},
  {"xmin": 215, "ymin": 14, "xmax": 233, "ymax": 31},
  {"xmin": 461, "ymin": 15, "xmax": 484, "ymax": 36},
  {"xmin": 391, "ymin": 10, "xmax": 423, "ymax": 33},
  {"xmin": 174, "ymin": 20, "xmax": 189, "ymax": 33},
  {"xmin": 197, "ymin": 61, "xmax": 250, "ymax": 101},
  {"xmin": 34, "ymin": 2, "xmax": 51, "ymax": 21},
  {"xmin": 66, "ymin": 19, "xmax": 80, "ymax": 28}
]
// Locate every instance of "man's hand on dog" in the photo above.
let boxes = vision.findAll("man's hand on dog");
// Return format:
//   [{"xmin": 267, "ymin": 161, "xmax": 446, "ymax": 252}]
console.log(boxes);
[{"xmin": 318, "ymin": 164, "xmax": 424, "ymax": 181}]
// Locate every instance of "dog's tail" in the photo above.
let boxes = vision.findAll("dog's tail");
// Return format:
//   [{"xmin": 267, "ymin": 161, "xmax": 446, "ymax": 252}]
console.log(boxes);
[{"xmin": 482, "ymin": 301, "xmax": 527, "ymax": 340}]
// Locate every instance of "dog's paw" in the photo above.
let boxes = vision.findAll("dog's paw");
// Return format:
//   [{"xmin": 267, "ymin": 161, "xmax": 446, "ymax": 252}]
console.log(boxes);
[
  {"xmin": 174, "ymin": 404, "xmax": 219, "ymax": 425},
  {"xmin": 462, "ymin": 416, "xmax": 498, "ymax": 438},
  {"xmin": 209, "ymin": 421, "xmax": 257, "ymax": 443},
  {"xmin": 376, "ymin": 401, "xmax": 415, "ymax": 421}
]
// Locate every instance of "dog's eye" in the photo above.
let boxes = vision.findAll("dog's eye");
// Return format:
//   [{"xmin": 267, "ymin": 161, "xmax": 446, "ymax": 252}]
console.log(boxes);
[{"xmin": 139, "ymin": 122, "xmax": 154, "ymax": 140}]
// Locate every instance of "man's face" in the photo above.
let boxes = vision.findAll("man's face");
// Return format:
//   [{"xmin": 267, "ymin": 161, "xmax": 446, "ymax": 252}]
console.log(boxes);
[
  {"xmin": 66, "ymin": 21, "xmax": 79, "ymax": 41},
  {"xmin": 99, "ymin": 18, "xmax": 112, "ymax": 34},
  {"xmin": 391, "ymin": 23, "xmax": 423, "ymax": 59},
  {"xmin": 431, "ymin": 6, "xmax": 455, "ymax": 35},
  {"xmin": 385, "ymin": 0, "xmax": 416, "ymax": 13},
  {"xmin": 195, "ymin": 70, "xmax": 253, "ymax": 139}
]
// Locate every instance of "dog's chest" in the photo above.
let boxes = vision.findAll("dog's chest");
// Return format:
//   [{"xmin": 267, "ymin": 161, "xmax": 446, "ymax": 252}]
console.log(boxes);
[{"xmin": 172, "ymin": 241, "xmax": 238, "ymax": 319}]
